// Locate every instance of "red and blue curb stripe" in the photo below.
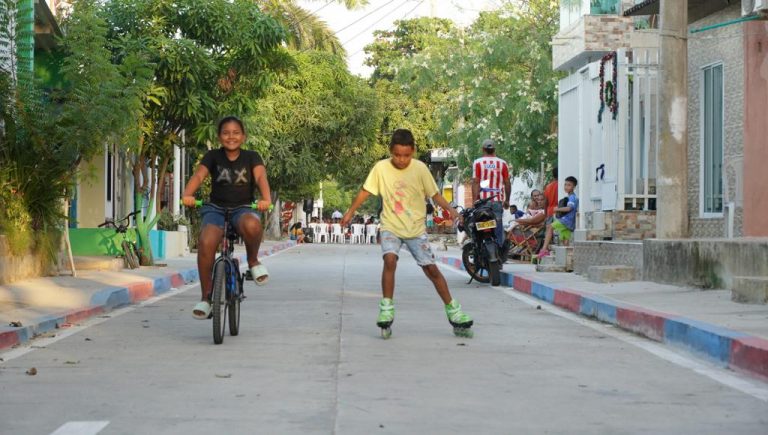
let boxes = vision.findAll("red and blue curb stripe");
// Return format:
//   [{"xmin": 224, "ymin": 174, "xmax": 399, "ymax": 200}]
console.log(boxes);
[
  {"xmin": 438, "ymin": 255, "xmax": 768, "ymax": 381},
  {"xmin": 0, "ymin": 241, "xmax": 296, "ymax": 351}
]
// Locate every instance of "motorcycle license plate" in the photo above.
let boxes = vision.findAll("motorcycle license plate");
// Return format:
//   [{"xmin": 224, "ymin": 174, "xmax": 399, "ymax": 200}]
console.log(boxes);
[{"xmin": 475, "ymin": 220, "xmax": 496, "ymax": 230}]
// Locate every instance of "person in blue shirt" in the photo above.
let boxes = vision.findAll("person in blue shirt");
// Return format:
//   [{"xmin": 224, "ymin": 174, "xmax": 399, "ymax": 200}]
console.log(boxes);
[
  {"xmin": 510, "ymin": 204, "xmax": 524, "ymax": 219},
  {"xmin": 537, "ymin": 176, "xmax": 579, "ymax": 259}
]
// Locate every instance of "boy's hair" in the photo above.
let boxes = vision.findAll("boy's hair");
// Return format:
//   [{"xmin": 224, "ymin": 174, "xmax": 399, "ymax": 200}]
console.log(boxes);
[
  {"xmin": 565, "ymin": 176, "xmax": 578, "ymax": 186},
  {"xmin": 389, "ymin": 129, "xmax": 415, "ymax": 149},
  {"xmin": 218, "ymin": 116, "xmax": 245, "ymax": 135}
]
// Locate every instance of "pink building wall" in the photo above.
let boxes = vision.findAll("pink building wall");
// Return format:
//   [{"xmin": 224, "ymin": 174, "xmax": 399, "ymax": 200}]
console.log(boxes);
[{"xmin": 743, "ymin": 21, "xmax": 768, "ymax": 237}]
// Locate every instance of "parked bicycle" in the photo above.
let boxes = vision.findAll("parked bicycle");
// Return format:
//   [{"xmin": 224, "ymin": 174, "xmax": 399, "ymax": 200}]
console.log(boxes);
[{"xmin": 98, "ymin": 211, "xmax": 141, "ymax": 269}]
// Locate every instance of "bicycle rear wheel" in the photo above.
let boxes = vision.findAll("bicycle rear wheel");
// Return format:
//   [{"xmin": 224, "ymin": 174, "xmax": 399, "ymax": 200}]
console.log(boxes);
[
  {"xmin": 212, "ymin": 261, "xmax": 227, "ymax": 344},
  {"xmin": 121, "ymin": 241, "xmax": 140, "ymax": 269}
]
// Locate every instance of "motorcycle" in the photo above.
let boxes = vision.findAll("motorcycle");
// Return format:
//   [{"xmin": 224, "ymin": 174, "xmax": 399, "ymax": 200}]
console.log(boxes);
[{"xmin": 458, "ymin": 190, "xmax": 509, "ymax": 286}]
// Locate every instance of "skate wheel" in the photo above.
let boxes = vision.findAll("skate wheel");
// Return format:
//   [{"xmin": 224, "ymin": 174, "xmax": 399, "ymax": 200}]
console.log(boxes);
[
  {"xmin": 453, "ymin": 327, "xmax": 474, "ymax": 338},
  {"xmin": 381, "ymin": 327, "xmax": 392, "ymax": 339}
]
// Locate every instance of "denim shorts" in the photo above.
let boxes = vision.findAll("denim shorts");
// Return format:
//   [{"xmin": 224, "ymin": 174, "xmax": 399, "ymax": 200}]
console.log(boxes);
[
  {"xmin": 380, "ymin": 230, "xmax": 435, "ymax": 266},
  {"xmin": 200, "ymin": 204, "xmax": 260, "ymax": 230}
]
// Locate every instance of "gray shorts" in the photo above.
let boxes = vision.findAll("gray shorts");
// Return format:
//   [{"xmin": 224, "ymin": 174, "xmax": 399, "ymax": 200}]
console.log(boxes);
[{"xmin": 380, "ymin": 230, "xmax": 435, "ymax": 266}]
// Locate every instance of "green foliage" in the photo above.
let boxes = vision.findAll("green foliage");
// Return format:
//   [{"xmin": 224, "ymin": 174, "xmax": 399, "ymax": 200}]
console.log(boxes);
[
  {"xmin": 250, "ymin": 50, "xmax": 382, "ymax": 200},
  {"xmin": 377, "ymin": 1, "xmax": 562, "ymax": 178},
  {"xmin": 0, "ymin": 0, "xmax": 153, "ymax": 266},
  {"xmin": 98, "ymin": 0, "xmax": 288, "ymax": 263}
]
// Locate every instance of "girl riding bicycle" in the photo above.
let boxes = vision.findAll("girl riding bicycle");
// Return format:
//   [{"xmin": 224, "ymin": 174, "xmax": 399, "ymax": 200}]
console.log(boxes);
[{"xmin": 182, "ymin": 116, "xmax": 272, "ymax": 320}]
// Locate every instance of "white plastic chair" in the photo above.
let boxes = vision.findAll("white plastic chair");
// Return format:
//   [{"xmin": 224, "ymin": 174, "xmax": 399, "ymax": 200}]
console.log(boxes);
[
  {"xmin": 365, "ymin": 224, "xmax": 378, "ymax": 244},
  {"xmin": 350, "ymin": 224, "xmax": 365, "ymax": 244},
  {"xmin": 330, "ymin": 223, "xmax": 345, "ymax": 244},
  {"xmin": 315, "ymin": 223, "xmax": 329, "ymax": 243}
]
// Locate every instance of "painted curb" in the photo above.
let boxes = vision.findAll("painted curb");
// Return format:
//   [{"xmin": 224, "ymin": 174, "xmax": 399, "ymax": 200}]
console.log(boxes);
[
  {"xmin": 438, "ymin": 255, "xmax": 768, "ymax": 381},
  {"xmin": 0, "ymin": 241, "xmax": 296, "ymax": 351}
]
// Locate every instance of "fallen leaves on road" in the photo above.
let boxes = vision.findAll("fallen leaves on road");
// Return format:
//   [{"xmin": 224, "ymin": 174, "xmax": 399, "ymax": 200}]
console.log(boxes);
[
  {"xmin": 26, "ymin": 367, "xmax": 37, "ymax": 376},
  {"xmin": 64, "ymin": 360, "xmax": 80, "ymax": 365},
  {"xmin": 8, "ymin": 321, "xmax": 22, "ymax": 327},
  {"xmin": 215, "ymin": 373, "xmax": 232, "ymax": 379}
]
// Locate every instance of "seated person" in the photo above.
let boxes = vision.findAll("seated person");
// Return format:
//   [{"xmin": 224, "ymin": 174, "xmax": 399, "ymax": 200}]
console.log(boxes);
[
  {"xmin": 507, "ymin": 190, "xmax": 547, "ymax": 232},
  {"xmin": 289, "ymin": 222, "xmax": 305, "ymax": 244},
  {"xmin": 538, "ymin": 177, "xmax": 579, "ymax": 259},
  {"xmin": 510, "ymin": 204, "xmax": 524, "ymax": 219}
]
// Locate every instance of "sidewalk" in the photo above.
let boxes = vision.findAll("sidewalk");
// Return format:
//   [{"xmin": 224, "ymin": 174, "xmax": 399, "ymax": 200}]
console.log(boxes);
[
  {"xmin": 0, "ymin": 240, "xmax": 296, "ymax": 351},
  {"xmin": 433, "ymin": 243, "xmax": 768, "ymax": 382}
]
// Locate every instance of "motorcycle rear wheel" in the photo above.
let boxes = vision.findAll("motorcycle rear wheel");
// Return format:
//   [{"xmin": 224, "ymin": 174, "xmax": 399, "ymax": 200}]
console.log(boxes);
[{"xmin": 462, "ymin": 243, "xmax": 490, "ymax": 283}]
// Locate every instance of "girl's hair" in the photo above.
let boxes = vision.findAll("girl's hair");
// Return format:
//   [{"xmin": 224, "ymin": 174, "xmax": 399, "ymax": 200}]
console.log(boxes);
[{"xmin": 218, "ymin": 116, "xmax": 245, "ymax": 135}]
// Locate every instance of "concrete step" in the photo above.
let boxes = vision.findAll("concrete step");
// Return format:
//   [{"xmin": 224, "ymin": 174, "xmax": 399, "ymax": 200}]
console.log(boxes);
[
  {"xmin": 535, "ymin": 263, "xmax": 568, "ymax": 273},
  {"xmin": 731, "ymin": 276, "xmax": 768, "ymax": 304},
  {"xmin": 554, "ymin": 245, "xmax": 574, "ymax": 271},
  {"xmin": 588, "ymin": 265, "xmax": 637, "ymax": 283},
  {"xmin": 73, "ymin": 256, "xmax": 125, "ymax": 272}
]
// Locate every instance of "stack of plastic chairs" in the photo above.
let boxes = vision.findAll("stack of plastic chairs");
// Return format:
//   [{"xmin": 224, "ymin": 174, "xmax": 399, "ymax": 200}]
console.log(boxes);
[
  {"xmin": 330, "ymin": 223, "xmax": 345, "ymax": 243},
  {"xmin": 315, "ymin": 223, "xmax": 329, "ymax": 243},
  {"xmin": 365, "ymin": 224, "xmax": 378, "ymax": 244},
  {"xmin": 350, "ymin": 224, "xmax": 365, "ymax": 244}
]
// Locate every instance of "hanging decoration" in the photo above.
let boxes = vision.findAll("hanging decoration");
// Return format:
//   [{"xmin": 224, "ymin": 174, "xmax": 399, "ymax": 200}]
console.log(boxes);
[{"xmin": 598, "ymin": 51, "xmax": 618, "ymax": 123}]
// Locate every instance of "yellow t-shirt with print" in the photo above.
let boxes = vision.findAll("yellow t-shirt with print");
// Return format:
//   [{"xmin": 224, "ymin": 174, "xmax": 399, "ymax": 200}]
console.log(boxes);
[{"xmin": 363, "ymin": 158, "xmax": 438, "ymax": 239}]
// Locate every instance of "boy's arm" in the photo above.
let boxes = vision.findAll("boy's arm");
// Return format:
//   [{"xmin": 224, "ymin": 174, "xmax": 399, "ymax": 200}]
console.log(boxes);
[
  {"xmin": 431, "ymin": 193, "xmax": 462, "ymax": 223},
  {"xmin": 182, "ymin": 165, "xmax": 210, "ymax": 206},
  {"xmin": 341, "ymin": 189, "xmax": 371, "ymax": 227},
  {"xmin": 253, "ymin": 165, "xmax": 272, "ymax": 211}
]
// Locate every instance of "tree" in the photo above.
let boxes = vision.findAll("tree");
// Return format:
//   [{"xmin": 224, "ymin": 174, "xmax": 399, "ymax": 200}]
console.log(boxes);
[
  {"xmin": 363, "ymin": 17, "xmax": 458, "ymax": 155},
  {"xmin": 101, "ymin": 0, "xmax": 288, "ymax": 264},
  {"xmin": 249, "ymin": 49, "xmax": 381, "ymax": 236},
  {"xmin": 393, "ymin": 0, "xmax": 562, "ymax": 177},
  {"xmin": 0, "ymin": 0, "xmax": 148, "ymax": 263}
]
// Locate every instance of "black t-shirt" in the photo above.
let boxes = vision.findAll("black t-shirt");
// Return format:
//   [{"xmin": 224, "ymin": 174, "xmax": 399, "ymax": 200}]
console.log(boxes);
[{"xmin": 200, "ymin": 148, "xmax": 264, "ymax": 207}]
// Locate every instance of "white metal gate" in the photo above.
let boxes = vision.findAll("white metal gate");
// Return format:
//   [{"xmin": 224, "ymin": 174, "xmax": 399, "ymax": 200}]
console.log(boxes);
[{"xmin": 617, "ymin": 48, "xmax": 659, "ymax": 211}]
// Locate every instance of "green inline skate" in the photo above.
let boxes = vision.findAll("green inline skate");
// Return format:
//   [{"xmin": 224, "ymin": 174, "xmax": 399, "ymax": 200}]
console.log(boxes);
[
  {"xmin": 445, "ymin": 299, "xmax": 474, "ymax": 338},
  {"xmin": 377, "ymin": 298, "xmax": 395, "ymax": 339}
]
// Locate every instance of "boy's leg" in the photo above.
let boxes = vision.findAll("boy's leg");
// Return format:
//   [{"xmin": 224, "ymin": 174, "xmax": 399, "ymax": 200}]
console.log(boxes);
[
  {"xmin": 540, "ymin": 223, "xmax": 554, "ymax": 254},
  {"xmin": 382, "ymin": 253, "xmax": 398, "ymax": 299},
  {"xmin": 421, "ymin": 264, "xmax": 452, "ymax": 304}
]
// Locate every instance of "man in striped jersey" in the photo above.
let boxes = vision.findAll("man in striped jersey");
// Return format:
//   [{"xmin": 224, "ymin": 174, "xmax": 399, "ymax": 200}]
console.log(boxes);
[{"xmin": 471, "ymin": 139, "xmax": 511, "ymax": 249}]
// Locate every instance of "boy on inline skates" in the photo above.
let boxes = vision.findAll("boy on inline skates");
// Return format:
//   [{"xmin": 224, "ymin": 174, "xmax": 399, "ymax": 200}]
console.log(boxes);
[{"xmin": 342, "ymin": 129, "xmax": 473, "ymax": 338}]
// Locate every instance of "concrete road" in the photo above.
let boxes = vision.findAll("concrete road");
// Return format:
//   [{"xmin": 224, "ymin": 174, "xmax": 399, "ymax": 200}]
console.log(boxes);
[{"xmin": 1, "ymin": 244, "xmax": 767, "ymax": 435}]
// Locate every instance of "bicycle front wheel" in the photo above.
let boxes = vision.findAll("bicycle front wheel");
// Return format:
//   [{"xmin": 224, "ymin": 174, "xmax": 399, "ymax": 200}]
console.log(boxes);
[
  {"xmin": 212, "ymin": 261, "xmax": 227, "ymax": 344},
  {"xmin": 228, "ymin": 281, "xmax": 240, "ymax": 336}
]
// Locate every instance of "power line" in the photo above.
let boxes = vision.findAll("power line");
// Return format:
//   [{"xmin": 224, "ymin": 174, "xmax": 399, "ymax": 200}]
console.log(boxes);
[
  {"xmin": 334, "ymin": 0, "xmax": 399, "ymax": 34},
  {"xmin": 290, "ymin": 0, "xmax": 336, "ymax": 28},
  {"xmin": 346, "ymin": 0, "xmax": 426, "ymax": 59},
  {"xmin": 341, "ymin": 0, "xmax": 414, "ymax": 46}
]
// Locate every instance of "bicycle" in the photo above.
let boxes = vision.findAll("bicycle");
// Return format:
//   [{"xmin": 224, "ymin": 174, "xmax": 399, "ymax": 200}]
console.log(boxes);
[
  {"xmin": 98, "ymin": 211, "xmax": 141, "ymax": 269},
  {"xmin": 189, "ymin": 201, "xmax": 267, "ymax": 344}
]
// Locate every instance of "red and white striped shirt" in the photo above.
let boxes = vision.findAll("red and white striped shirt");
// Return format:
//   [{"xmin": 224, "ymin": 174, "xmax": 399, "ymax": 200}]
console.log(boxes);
[{"xmin": 473, "ymin": 156, "xmax": 510, "ymax": 202}]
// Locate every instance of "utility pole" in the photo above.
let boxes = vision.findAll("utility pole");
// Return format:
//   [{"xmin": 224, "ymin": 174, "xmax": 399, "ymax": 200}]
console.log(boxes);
[{"xmin": 656, "ymin": 0, "xmax": 688, "ymax": 238}]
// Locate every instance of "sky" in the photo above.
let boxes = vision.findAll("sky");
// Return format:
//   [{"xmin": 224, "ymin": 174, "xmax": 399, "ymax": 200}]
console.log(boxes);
[{"xmin": 296, "ymin": 0, "xmax": 503, "ymax": 77}]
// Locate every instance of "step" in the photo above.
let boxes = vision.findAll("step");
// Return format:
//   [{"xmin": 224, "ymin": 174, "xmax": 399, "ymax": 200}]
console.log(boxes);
[
  {"xmin": 536, "ymin": 263, "xmax": 568, "ymax": 273},
  {"xmin": 553, "ymin": 246, "xmax": 574, "ymax": 271},
  {"xmin": 588, "ymin": 265, "xmax": 637, "ymax": 283},
  {"xmin": 731, "ymin": 276, "xmax": 768, "ymax": 304},
  {"xmin": 73, "ymin": 256, "xmax": 125, "ymax": 272}
]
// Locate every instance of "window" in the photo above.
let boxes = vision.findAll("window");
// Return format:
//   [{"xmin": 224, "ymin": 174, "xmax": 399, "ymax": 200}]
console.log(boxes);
[{"xmin": 702, "ymin": 64, "xmax": 723, "ymax": 215}]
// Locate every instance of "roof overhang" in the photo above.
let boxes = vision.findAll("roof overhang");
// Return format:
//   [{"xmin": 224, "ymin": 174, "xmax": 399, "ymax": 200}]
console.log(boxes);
[{"xmin": 623, "ymin": 0, "xmax": 739, "ymax": 24}]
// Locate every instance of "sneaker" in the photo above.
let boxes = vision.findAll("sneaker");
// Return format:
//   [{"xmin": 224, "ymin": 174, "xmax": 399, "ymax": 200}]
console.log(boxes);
[
  {"xmin": 445, "ymin": 299, "xmax": 472, "ymax": 326},
  {"xmin": 377, "ymin": 298, "xmax": 395, "ymax": 326}
]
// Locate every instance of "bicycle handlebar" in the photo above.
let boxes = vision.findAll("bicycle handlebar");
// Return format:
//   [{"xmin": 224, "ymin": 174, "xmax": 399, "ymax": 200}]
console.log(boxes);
[{"xmin": 187, "ymin": 200, "xmax": 274, "ymax": 212}]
